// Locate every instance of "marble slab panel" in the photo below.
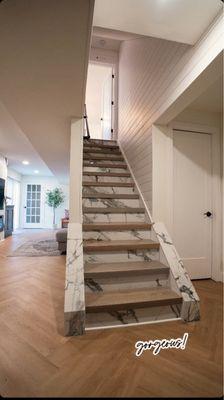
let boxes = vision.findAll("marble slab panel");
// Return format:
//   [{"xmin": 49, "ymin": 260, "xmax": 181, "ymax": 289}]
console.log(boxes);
[
  {"xmin": 83, "ymin": 186, "xmax": 135, "ymax": 195},
  {"xmin": 64, "ymin": 223, "xmax": 85, "ymax": 336},
  {"xmin": 84, "ymin": 248, "xmax": 159, "ymax": 264},
  {"xmin": 153, "ymin": 222, "xmax": 200, "ymax": 322},
  {"xmin": 83, "ymin": 167, "xmax": 128, "ymax": 173},
  {"xmin": 82, "ymin": 198, "xmax": 140, "ymax": 208},
  {"xmin": 84, "ymin": 139, "xmax": 117, "ymax": 146},
  {"xmin": 85, "ymin": 304, "xmax": 181, "ymax": 329},
  {"xmin": 83, "ymin": 213, "xmax": 146, "ymax": 223},
  {"xmin": 83, "ymin": 175, "xmax": 132, "ymax": 183},
  {"xmin": 83, "ymin": 229, "xmax": 151, "ymax": 241}
]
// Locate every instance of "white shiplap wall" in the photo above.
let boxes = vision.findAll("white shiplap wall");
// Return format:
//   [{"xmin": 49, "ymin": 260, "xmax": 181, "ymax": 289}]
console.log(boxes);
[
  {"xmin": 118, "ymin": 37, "xmax": 188, "ymax": 210},
  {"xmin": 118, "ymin": 11, "xmax": 223, "ymax": 212}
]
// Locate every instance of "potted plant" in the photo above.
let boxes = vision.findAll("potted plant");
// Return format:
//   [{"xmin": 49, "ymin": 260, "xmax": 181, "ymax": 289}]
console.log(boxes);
[{"xmin": 46, "ymin": 187, "xmax": 65, "ymax": 229}]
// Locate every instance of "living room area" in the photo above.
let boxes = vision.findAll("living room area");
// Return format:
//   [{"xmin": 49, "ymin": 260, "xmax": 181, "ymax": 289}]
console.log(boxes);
[{"xmin": 0, "ymin": 124, "xmax": 70, "ymax": 257}]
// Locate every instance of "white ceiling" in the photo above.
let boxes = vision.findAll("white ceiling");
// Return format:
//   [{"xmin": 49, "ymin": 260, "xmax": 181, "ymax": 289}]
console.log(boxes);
[
  {"xmin": 0, "ymin": 0, "xmax": 93, "ymax": 184},
  {"xmin": 0, "ymin": 102, "xmax": 52, "ymax": 177},
  {"xmin": 91, "ymin": 36, "xmax": 121, "ymax": 51},
  {"xmin": 189, "ymin": 77, "xmax": 223, "ymax": 113},
  {"xmin": 93, "ymin": 0, "xmax": 223, "ymax": 45}
]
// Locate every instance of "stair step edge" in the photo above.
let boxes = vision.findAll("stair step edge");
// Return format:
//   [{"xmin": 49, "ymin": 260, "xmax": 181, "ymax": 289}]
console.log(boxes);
[{"xmin": 86, "ymin": 288, "xmax": 182, "ymax": 313}]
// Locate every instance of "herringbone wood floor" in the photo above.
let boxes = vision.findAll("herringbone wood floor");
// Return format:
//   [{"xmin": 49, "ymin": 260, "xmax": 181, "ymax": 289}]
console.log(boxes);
[{"xmin": 0, "ymin": 230, "xmax": 223, "ymax": 398}]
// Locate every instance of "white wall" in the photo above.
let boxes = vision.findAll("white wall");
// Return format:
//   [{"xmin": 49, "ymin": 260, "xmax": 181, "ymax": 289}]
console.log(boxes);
[
  {"xmin": 118, "ymin": 36, "xmax": 188, "ymax": 210},
  {"xmin": 0, "ymin": 155, "xmax": 7, "ymax": 240},
  {"xmin": 20, "ymin": 176, "xmax": 69, "ymax": 229}
]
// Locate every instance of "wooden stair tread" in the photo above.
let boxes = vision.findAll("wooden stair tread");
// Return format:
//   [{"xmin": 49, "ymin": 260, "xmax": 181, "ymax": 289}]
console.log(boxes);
[
  {"xmin": 82, "ymin": 193, "xmax": 139, "ymax": 199},
  {"xmin": 86, "ymin": 287, "xmax": 182, "ymax": 312},
  {"xmin": 83, "ymin": 207, "xmax": 145, "ymax": 214},
  {"xmin": 83, "ymin": 239, "xmax": 159, "ymax": 252},
  {"xmin": 83, "ymin": 181, "xmax": 134, "ymax": 187},
  {"xmin": 83, "ymin": 162, "xmax": 127, "ymax": 169},
  {"xmin": 83, "ymin": 222, "xmax": 152, "ymax": 231},
  {"xmin": 83, "ymin": 171, "xmax": 131, "ymax": 177},
  {"xmin": 85, "ymin": 260, "xmax": 169, "ymax": 277}
]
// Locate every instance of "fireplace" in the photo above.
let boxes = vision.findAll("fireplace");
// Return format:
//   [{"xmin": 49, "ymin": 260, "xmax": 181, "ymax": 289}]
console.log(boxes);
[{"xmin": 0, "ymin": 215, "xmax": 4, "ymax": 232}]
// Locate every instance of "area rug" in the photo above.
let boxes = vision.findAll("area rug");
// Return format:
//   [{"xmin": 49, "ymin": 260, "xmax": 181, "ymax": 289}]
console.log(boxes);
[{"xmin": 9, "ymin": 239, "xmax": 61, "ymax": 257}]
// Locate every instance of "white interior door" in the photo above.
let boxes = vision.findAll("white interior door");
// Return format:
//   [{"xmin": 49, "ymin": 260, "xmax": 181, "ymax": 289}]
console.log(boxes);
[
  {"xmin": 173, "ymin": 130, "xmax": 212, "ymax": 279},
  {"xmin": 23, "ymin": 184, "xmax": 42, "ymax": 228},
  {"xmin": 101, "ymin": 71, "xmax": 112, "ymax": 140}
]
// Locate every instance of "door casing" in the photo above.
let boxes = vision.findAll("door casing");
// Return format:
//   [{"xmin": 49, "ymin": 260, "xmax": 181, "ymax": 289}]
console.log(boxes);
[{"xmin": 171, "ymin": 121, "xmax": 222, "ymax": 281}]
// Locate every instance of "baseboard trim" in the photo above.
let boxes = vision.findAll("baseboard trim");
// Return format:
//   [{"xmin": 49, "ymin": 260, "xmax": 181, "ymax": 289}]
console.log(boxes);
[{"xmin": 86, "ymin": 317, "xmax": 181, "ymax": 331}]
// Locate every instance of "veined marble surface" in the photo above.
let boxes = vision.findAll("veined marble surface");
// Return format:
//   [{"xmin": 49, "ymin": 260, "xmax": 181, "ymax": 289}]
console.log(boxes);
[
  {"xmin": 83, "ymin": 175, "xmax": 132, "ymax": 183},
  {"xmin": 83, "ymin": 229, "xmax": 151, "ymax": 241},
  {"xmin": 83, "ymin": 186, "xmax": 135, "ymax": 195},
  {"xmin": 85, "ymin": 304, "xmax": 181, "ymax": 329},
  {"xmin": 83, "ymin": 159, "xmax": 126, "ymax": 166},
  {"xmin": 64, "ymin": 223, "xmax": 85, "ymax": 335},
  {"xmin": 84, "ymin": 248, "xmax": 159, "ymax": 264},
  {"xmin": 83, "ymin": 166, "xmax": 128, "ymax": 173},
  {"xmin": 84, "ymin": 139, "xmax": 117, "ymax": 146},
  {"xmin": 83, "ymin": 212, "xmax": 146, "ymax": 223},
  {"xmin": 153, "ymin": 222, "xmax": 200, "ymax": 322},
  {"xmin": 82, "ymin": 197, "xmax": 140, "ymax": 209}
]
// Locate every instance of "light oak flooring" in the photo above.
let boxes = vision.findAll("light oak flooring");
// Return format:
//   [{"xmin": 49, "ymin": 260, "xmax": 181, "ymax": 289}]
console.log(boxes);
[{"xmin": 0, "ymin": 230, "xmax": 223, "ymax": 398}]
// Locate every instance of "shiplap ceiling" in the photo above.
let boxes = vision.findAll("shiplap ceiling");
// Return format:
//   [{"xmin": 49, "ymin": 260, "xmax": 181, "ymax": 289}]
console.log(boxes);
[{"xmin": 93, "ymin": 0, "xmax": 223, "ymax": 45}]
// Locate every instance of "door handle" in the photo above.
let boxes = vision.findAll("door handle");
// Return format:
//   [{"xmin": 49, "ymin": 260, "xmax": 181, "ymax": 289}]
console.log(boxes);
[{"xmin": 204, "ymin": 211, "xmax": 212, "ymax": 217}]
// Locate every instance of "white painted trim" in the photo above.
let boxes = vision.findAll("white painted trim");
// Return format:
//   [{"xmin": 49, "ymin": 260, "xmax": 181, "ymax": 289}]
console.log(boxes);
[
  {"xmin": 118, "ymin": 140, "xmax": 153, "ymax": 223},
  {"xmin": 170, "ymin": 121, "xmax": 222, "ymax": 282},
  {"xmin": 86, "ymin": 317, "xmax": 181, "ymax": 331}
]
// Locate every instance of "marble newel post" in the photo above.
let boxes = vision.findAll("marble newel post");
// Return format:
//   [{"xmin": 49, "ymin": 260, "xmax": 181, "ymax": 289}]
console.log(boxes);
[{"xmin": 64, "ymin": 118, "xmax": 85, "ymax": 336}]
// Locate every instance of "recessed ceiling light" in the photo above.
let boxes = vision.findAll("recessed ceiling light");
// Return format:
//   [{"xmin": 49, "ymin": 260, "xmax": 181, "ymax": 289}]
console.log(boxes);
[
  {"xmin": 34, "ymin": 170, "xmax": 39, "ymax": 174},
  {"xmin": 22, "ymin": 160, "xmax": 29, "ymax": 165}
]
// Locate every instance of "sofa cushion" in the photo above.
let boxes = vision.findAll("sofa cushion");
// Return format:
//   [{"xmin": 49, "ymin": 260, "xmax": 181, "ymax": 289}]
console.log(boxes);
[{"xmin": 56, "ymin": 228, "xmax": 67, "ymax": 243}]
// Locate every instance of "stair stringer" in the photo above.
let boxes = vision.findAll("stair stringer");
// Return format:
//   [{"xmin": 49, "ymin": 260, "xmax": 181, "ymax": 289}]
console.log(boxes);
[{"xmin": 118, "ymin": 141, "xmax": 200, "ymax": 322}]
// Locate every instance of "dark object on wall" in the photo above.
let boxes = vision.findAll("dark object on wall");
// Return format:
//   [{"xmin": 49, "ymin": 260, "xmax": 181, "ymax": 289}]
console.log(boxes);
[
  {"xmin": 0, "ymin": 178, "xmax": 5, "ymax": 210},
  {"xmin": 5, "ymin": 205, "xmax": 14, "ymax": 237},
  {"xmin": 0, "ymin": 215, "xmax": 4, "ymax": 233}
]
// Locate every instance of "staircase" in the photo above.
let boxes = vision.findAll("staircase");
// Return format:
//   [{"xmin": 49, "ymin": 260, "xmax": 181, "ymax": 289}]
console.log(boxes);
[{"xmin": 82, "ymin": 138, "xmax": 182, "ymax": 329}]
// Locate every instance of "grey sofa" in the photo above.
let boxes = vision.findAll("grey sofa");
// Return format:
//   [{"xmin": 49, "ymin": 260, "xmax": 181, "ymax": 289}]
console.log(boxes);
[{"xmin": 56, "ymin": 229, "xmax": 67, "ymax": 254}]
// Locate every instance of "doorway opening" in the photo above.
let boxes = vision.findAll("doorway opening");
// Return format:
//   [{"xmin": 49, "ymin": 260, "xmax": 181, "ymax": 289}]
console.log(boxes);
[{"xmin": 85, "ymin": 63, "xmax": 114, "ymax": 140}]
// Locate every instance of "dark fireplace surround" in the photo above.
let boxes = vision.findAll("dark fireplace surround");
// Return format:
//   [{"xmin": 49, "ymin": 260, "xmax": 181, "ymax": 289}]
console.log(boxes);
[{"xmin": 0, "ymin": 215, "xmax": 4, "ymax": 232}]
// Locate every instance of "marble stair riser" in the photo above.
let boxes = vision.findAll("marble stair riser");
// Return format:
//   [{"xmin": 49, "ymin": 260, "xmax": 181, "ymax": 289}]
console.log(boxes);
[
  {"xmin": 84, "ymin": 248, "xmax": 159, "ymax": 263},
  {"xmin": 82, "ymin": 198, "xmax": 140, "ymax": 208},
  {"xmin": 85, "ymin": 274, "xmax": 169, "ymax": 292},
  {"xmin": 84, "ymin": 139, "xmax": 117, "ymax": 146},
  {"xmin": 85, "ymin": 304, "xmax": 181, "ymax": 329},
  {"xmin": 83, "ymin": 160, "xmax": 126, "ymax": 166},
  {"xmin": 83, "ymin": 166, "xmax": 128, "ymax": 174},
  {"xmin": 82, "ymin": 175, "xmax": 132, "ymax": 183},
  {"xmin": 83, "ymin": 213, "xmax": 146, "ymax": 223},
  {"xmin": 83, "ymin": 229, "xmax": 151, "ymax": 241},
  {"xmin": 84, "ymin": 153, "xmax": 124, "ymax": 161},
  {"xmin": 84, "ymin": 147, "xmax": 120, "ymax": 154},
  {"xmin": 83, "ymin": 186, "xmax": 136, "ymax": 195}
]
